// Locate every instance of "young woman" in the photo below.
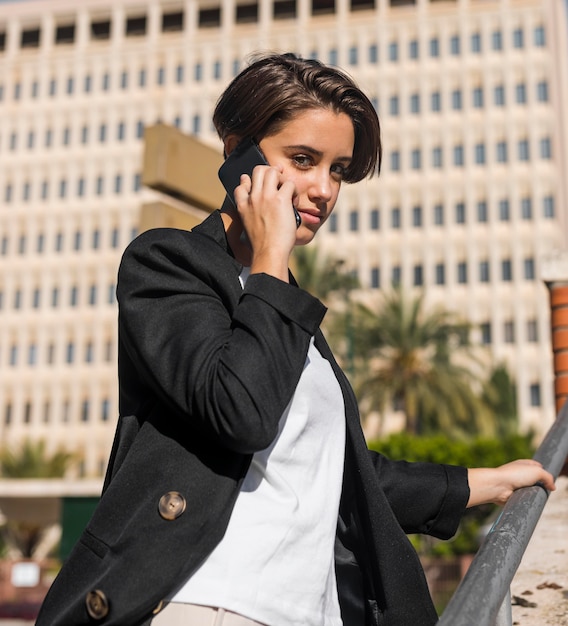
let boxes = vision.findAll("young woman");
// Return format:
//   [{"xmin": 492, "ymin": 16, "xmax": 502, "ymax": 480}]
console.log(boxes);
[{"xmin": 36, "ymin": 53, "xmax": 554, "ymax": 626}]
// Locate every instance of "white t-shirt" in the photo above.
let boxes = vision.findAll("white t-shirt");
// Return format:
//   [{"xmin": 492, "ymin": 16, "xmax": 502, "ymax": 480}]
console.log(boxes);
[{"xmin": 170, "ymin": 271, "xmax": 346, "ymax": 626}]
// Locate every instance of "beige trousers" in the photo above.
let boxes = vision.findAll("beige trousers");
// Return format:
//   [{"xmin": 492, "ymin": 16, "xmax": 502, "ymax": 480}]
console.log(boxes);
[{"xmin": 151, "ymin": 603, "xmax": 267, "ymax": 626}]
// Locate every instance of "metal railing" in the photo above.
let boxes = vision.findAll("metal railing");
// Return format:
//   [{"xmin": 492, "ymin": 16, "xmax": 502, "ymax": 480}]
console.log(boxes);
[{"xmin": 438, "ymin": 402, "xmax": 568, "ymax": 626}]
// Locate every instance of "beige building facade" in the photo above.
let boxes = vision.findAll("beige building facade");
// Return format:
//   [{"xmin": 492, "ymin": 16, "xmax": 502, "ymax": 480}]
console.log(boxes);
[{"xmin": 0, "ymin": 0, "xmax": 567, "ymax": 476}]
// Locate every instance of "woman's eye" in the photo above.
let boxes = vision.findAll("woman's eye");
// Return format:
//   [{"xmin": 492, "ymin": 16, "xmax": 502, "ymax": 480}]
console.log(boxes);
[
  {"xmin": 331, "ymin": 164, "xmax": 347, "ymax": 179},
  {"xmin": 293, "ymin": 155, "xmax": 312, "ymax": 168}
]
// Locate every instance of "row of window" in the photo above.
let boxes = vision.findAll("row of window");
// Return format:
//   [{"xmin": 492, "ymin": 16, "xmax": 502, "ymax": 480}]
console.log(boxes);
[
  {"xmin": 2, "ymin": 338, "xmax": 114, "ymax": 369},
  {"xmin": 0, "ymin": 283, "xmax": 116, "ymax": 311},
  {"xmin": 0, "ymin": 135, "xmax": 554, "ymax": 206},
  {"xmin": 381, "ymin": 137, "xmax": 553, "ymax": 172},
  {"xmin": 2, "ymin": 121, "xmax": 146, "ymax": 151},
  {"xmin": 0, "ymin": 62, "xmax": 550, "ymax": 109},
  {"xmin": 0, "ymin": 226, "xmax": 133, "ymax": 256},
  {"xmin": 366, "ymin": 257, "xmax": 538, "ymax": 289},
  {"xmin": 331, "ymin": 195, "xmax": 556, "ymax": 233},
  {"xmin": 3, "ymin": 397, "xmax": 112, "ymax": 426},
  {"xmin": 2, "ymin": 173, "xmax": 142, "ymax": 204},
  {"xmin": 382, "ymin": 81, "xmax": 549, "ymax": 117}
]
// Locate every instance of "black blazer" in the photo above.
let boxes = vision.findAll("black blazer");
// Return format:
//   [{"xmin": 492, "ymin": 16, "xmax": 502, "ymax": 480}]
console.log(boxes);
[{"xmin": 36, "ymin": 211, "xmax": 469, "ymax": 626}]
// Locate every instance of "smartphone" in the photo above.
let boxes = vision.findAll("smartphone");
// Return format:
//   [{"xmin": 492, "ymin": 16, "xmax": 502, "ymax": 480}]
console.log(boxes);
[{"xmin": 218, "ymin": 138, "xmax": 301, "ymax": 228}]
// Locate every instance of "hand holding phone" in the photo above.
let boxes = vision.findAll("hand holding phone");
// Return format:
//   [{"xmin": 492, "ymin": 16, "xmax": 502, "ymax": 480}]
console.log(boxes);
[{"xmin": 218, "ymin": 138, "xmax": 301, "ymax": 228}]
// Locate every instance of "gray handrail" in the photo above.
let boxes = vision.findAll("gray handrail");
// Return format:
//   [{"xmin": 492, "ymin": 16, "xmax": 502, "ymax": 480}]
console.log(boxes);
[{"xmin": 438, "ymin": 401, "xmax": 568, "ymax": 626}]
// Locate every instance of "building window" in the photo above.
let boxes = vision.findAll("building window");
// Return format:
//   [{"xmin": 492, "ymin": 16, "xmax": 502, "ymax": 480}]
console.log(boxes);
[
  {"xmin": 89, "ymin": 284, "xmax": 97, "ymax": 306},
  {"xmin": 192, "ymin": 115, "xmax": 201, "ymax": 134},
  {"xmin": 391, "ymin": 266, "xmax": 401, "ymax": 286},
  {"xmin": 70, "ymin": 286, "xmax": 78, "ymax": 306},
  {"xmin": 518, "ymin": 139, "xmax": 530, "ymax": 161},
  {"xmin": 516, "ymin": 83, "xmax": 527, "ymax": 104},
  {"xmin": 480, "ymin": 322, "xmax": 491, "ymax": 344},
  {"xmin": 502, "ymin": 259, "xmax": 512, "ymax": 281},
  {"xmin": 369, "ymin": 44, "xmax": 378, "ymax": 64},
  {"xmin": 348, "ymin": 46, "xmax": 358, "ymax": 65},
  {"xmin": 410, "ymin": 93, "xmax": 420, "ymax": 114},
  {"xmin": 59, "ymin": 179, "xmax": 67, "ymax": 199},
  {"xmin": 432, "ymin": 147, "xmax": 442, "ymax": 168},
  {"xmin": 102, "ymin": 73, "xmax": 110, "ymax": 91},
  {"xmin": 492, "ymin": 30, "xmax": 503, "ymax": 50},
  {"xmin": 479, "ymin": 261, "xmax": 490, "ymax": 282},
  {"xmin": 451, "ymin": 89, "xmax": 462, "ymax": 110},
  {"xmin": 391, "ymin": 208, "xmax": 401, "ymax": 229},
  {"xmin": 32, "ymin": 288, "xmax": 40, "ymax": 308},
  {"xmin": 450, "ymin": 35, "xmax": 460, "ymax": 55},
  {"xmin": 126, "ymin": 16, "xmax": 147, "ymax": 37},
  {"xmin": 194, "ymin": 63, "xmax": 202, "ymax": 81},
  {"xmin": 453, "ymin": 145, "xmax": 464, "ymax": 167},
  {"xmin": 457, "ymin": 262, "xmax": 467, "ymax": 284},
  {"xmin": 349, "ymin": 210, "xmax": 359, "ymax": 231},
  {"xmin": 162, "ymin": 10, "xmax": 184, "ymax": 31},
  {"xmin": 390, "ymin": 150, "xmax": 400, "ymax": 171},
  {"xmin": 176, "ymin": 64, "xmax": 184, "ymax": 84},
  {"xmin": 504, "ymin": 321, "xmax": 515, "ymax": 343},
  {"xmin": 524, "ymin": 258, "xmax": 535, "ymax": 280},
  {"xmin": 537, "ymin": 81, "xmax": 549, "ymax": 102},
  {"xmin": 412, "ymin": 206, "xmax": 422, "ymax": 227},
  {"xmin": 55, "ymin": 231, "xmax": 63, "ymax": 252},
  {"xmin": 96, "ymin": 176, "xmax": 104, "ymax": 195},
  {"xmin": 496, "ymin": 141, "xmax": 508, "ymax": 163},
  {"xmin": 529, "ymin": 383, "xmax": 541, "ymax": 407},
  {"xmin": 472, "ymin": 87, "xmax": 483, "ymax": 108},
  {"xmin": 433, "ymin": 204, "xmax": 444, "ymax": 225},
  {"xmin": 455, "ymin": 202, "xmax": 465, "ymax": 224},
  {"xmin": 474, "ymin": 143, "xmax": 486, "ymax": 164},
  {"xmin": 370, "ymin": 209, "xmax": 380, "ymax": 230},
  {"xmin": 389, "ymin": 95, "xmax": 399, "ymax": 116},
  {"xmin": 543, "ymin": 195, "xmax": 555, "ymax": 218},
  {"xmin": 521, "ymin": 197, "xmax": 532, "ymax": 220},
  {"xmin": 540, "ymin": 137, "xmax": 552, "ymax": 159},
  {"xmin": 51, "ymin": 288, "xmax": 59, "ymax": 307},
  {"xmin": 435, "ymin": 263, "xmax": 445, "ymax": 285},
  {"xmin": 388, "ymin": 42, "xmax": 398, "ymax": 62},
  {"xmin": 410, "ymin": 149, "xmax": 421, "ymax": 170},
  {"xmin": 21, "ymin": 27, "xmax": 41, "ymax": 48},
  {"xmin": 413, "ymin": 265, "xmax": 423, "ymax": 286},
  {"xmin": 328, "ymin": 213, "xmax": 337, "ymax": 232},
  {"xmin": 431, "ymin": 91, "xmax": 441, "ymax": 112},
  {"xmin": 499, "ymin": 199, "xmax": 510, "ymax": 221},
  {"xmin": 328, "ymin": 49, "xmax": 338, "ymax": 65},
  {"xmin": 370, "ymin": 267, "xmax": 380, "ymax": 289},
  {"xmin": 99, "ymin": 124, "xmax": 107, "ymax": 142},
  {"xmin": 111, "ymin": 227, "xmax": 120, "ymax": 248},
  {"xmin": 84, "ymin": 75, "xmax": 92, "ymax": 92},
  {"xmin": 409, "ymin": 40, "xmax": 418, "ymax": 59},
  {"xmin": 471, "ymin": 33, "xmax": 481, "ymax": 53},
  {"xmin": 534, "ymin": 25, "xmax": 546, "ymax": 47},
  {"xmin": 63, "ymin": 127, "xmax": 70, "ymax": 145},
  {"xmin": 513, "ymin": 27, "xmax": 524, "ymax": 49},
  {"xmin": 91, "ymin": 19, "xmax": 111, "ymax": 40},
  {"xmin": 494, "ymin": 85, "xmax": 506, "ymax": 106},
  {"xmin": 66, "ymin": 76, "xmax": 74, "ymax": 94},
  {"xmin": 429, "ymin": 38, "xmax": 439, "ymax": 58},
  {"xmin": 527, "ymin": 320, "xmax": 538, "ymax": 342}
]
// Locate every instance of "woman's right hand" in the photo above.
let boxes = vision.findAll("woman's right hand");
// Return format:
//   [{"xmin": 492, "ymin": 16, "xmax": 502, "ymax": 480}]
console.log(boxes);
[{"xmin": 234, "ymin": 164, "xmax": 298, "ymax": 282}]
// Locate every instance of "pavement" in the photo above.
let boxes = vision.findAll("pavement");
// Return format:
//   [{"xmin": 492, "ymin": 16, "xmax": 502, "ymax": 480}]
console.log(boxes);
[{"xmin": 511, "ymin": 475, "xmax": 568, "ymax": 626}]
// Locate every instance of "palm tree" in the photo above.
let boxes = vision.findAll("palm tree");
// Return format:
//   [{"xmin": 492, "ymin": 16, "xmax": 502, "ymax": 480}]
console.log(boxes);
[
  {"xmin": 292, "ymin": 245, "xmax": 359, "ymax": 303},
  {"xmin": 0, "ymin": 439, "xmax": 76, "ymax": 558},
  {"xmin": 344, "ymin": 288, "xmax": 495, "ymax": 437}
]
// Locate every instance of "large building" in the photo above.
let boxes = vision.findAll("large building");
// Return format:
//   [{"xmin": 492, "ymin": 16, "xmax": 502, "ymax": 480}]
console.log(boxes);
[{"xmin": 0, "ymin": 0, "xmax": 567, "ymax": 477}]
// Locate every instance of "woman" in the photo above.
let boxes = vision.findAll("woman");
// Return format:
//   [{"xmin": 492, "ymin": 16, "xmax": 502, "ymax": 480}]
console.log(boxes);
[{"xmin": 36, "ymin": 53, "xmax": 554, "ymax": 626}]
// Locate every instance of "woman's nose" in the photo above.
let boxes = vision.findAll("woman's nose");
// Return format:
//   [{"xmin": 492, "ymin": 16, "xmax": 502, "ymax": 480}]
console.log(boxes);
[{"xmin": 308, "ymin": 169, "xmax": 333, "ymax": 202}]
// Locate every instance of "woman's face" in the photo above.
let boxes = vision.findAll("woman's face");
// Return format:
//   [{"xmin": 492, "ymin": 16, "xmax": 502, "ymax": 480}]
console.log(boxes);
[{"xmin": 258, "ymin": 108, "xmax": 355, "ymax": 245}]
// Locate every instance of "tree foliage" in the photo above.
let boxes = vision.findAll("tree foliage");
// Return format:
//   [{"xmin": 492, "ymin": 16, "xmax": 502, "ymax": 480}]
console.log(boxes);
[
  {"xmin": 0, "ymin": 439, "xmax": 75, "ymax": 478},
  {"xmin": 341, "ymin": 288, "xmax": 496, "ymax": 437}
]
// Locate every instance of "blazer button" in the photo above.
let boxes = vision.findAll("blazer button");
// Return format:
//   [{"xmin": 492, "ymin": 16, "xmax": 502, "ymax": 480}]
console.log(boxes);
[
  {"xmin": 85, "ymin": 589, "xmax": 109, "ymax": 620},
  {"xmin": 158, "ymin": 491, "xmax": 186, "ymax": 520}
]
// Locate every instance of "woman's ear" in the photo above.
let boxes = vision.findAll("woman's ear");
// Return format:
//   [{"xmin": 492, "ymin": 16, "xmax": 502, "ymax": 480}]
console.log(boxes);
[{"xmin": 223, "ymin": 134, "xmax": 242, "ymax": 157}]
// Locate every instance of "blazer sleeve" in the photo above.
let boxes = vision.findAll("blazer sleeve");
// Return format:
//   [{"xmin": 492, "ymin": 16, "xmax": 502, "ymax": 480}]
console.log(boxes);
[
  {"xmin": 116, "ymin": 228, "xmax": 327, "ymax": 454},
  {"xmin": 369, "ymin": 451, "xmax": 470, "ymax": 539}
]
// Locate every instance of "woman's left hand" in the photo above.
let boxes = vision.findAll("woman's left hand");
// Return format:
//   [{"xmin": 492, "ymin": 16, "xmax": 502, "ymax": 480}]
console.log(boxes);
[{"xmin": 467, "ymin": 459, "xmax": 556, "ymax": 508}]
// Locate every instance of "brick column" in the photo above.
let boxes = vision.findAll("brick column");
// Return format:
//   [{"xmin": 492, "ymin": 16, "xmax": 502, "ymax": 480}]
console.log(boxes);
[{"xmin": 549, "ymin": 283, "xmax": 568, "ymax": 413}]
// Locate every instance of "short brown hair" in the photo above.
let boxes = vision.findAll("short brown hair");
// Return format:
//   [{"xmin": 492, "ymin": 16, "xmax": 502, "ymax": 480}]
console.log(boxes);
[{"xmin": 213, "ymin": 53, "xmax": 381, "ymax": 183}]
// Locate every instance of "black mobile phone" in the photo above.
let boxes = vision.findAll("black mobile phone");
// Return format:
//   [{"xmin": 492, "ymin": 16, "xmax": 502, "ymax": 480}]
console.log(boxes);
[{"xmin": 218, "ymin": 138, "xmax": 301, "ymax": 228}]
